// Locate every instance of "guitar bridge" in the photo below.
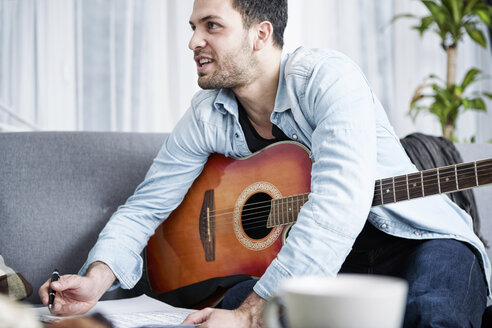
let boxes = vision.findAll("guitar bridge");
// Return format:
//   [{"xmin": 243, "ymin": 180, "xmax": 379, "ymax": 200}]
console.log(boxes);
[{"xmin": 199, "ymin": 189, "xmax": 215, "ymax": 261}]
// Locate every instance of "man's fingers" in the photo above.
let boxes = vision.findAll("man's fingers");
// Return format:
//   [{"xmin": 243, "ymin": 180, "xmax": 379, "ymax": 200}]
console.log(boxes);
[
  {"xmin": 182, "ymin": 307, "xmax": 214, "ymax": 324},
  {"xmin": 49, "ymin": 300, "xmax": 85, "ymax": 316},
  {"xmin": 39, "ymin": 278, "xmax": 51, "ymax": 304},
  {"xmin": 50, "ymin": 274, "xmax": 82, "ymax": 292}
]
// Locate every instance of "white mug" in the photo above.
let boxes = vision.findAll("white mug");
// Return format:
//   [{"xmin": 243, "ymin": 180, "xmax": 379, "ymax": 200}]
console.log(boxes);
[{"xmin": 263, "ymin": 274, "xmax": 408, "ymax": 328}]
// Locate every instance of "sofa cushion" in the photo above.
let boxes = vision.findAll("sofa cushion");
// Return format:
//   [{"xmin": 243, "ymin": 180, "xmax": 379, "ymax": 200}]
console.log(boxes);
[{"xmin": 0, "ymin": 255, "xmax": 33, "ymax": 300}]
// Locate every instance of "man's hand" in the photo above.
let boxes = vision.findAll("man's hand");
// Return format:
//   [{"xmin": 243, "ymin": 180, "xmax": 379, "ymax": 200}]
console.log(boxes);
[
  {"xmin": 39, "ymin": 262, "xmax": 116, "ymax": 315},
  {"xmin": 182, "ymin": 291, "xmax": 265, "ymax": 328}
]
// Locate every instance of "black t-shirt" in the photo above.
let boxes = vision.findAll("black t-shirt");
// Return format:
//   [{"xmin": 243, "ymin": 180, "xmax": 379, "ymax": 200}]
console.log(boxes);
[{"xmin": 237, "ymin": 101, "xmax": 289, "ymax": 153}]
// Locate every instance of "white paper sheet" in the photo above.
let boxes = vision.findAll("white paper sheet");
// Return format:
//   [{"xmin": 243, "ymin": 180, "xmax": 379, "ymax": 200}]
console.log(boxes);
[{"xmin": 34, "ymin": 294, "xmax": 197, "ymax": 328}]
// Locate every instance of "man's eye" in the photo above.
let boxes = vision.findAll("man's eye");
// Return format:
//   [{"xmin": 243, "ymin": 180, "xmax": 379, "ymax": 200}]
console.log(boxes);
[{"xmin": 207, "ymin": 22, "xmax": 219, "ymax": 29}]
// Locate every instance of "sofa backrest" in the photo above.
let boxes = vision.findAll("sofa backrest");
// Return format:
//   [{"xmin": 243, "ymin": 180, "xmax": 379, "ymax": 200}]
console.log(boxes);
[{"xmin": 0, "ymin": 132, "xmax": 167, "ymax": 303}]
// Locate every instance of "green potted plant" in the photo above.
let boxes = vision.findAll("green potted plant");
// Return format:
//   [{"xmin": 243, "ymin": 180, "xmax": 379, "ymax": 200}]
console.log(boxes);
[{"xmin": 394, "ymin": 0, "xmax": 492, "ymax": 141}]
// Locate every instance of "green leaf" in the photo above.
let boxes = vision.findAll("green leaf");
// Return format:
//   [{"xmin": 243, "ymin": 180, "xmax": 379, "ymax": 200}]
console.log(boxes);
[
  {"xmin": 445, "ymin": 0, "xmax": 462, "ymax": 24},
  {"xmin": 391, "ymin": 13, "xmax": 416, "ymax": 24},
  {"xmin": 422, "ymin": 0, "xmax": 449, "ymax": 26},
  {"xmin": 474, "ymin": 9, "xmax": 491, "ymax": 26},
  {"xmin": 483, "ymin": 92, "xmax": 492, "ymax": 99},
  {"xmin": 464, "ymin": 24, "xmax": 487, "ymax": 47},
  {"xmin": 464, "ymin": 0, "xmax": 481, "ymax": 15},
  {"xmin": 412, "ymin": 15, "xmax": 436, "ymax": 36},
  {"xmin": 465, "ymin": 98, "xmax": 487, "ymax": 111},
  {"xmin": 460, "ymin": 68, "xmax": 482, "ymax": 90}
]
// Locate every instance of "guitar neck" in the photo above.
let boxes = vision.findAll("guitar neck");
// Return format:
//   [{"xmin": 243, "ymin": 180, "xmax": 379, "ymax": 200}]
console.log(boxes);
[{"xmin": 267, "ymin": 158, "xmax": 492, "ymax": 228}]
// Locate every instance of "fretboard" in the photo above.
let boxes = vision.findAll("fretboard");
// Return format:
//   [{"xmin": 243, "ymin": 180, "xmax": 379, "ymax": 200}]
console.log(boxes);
[{"xmin": 267, "ymin": 158, "xmax": 492, "ymax": 228}]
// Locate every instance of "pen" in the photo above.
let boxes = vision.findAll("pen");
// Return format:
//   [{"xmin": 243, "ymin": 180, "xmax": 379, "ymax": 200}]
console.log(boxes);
[{"xmin": 48, "ymin": 269, "xmax": 60, "ymax": 309}]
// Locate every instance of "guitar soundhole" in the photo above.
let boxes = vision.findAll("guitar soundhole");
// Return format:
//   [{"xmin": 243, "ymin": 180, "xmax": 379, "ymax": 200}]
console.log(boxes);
[{"xmin": 241, "ymin": 192, "xmax": 272, "ymax": 240}]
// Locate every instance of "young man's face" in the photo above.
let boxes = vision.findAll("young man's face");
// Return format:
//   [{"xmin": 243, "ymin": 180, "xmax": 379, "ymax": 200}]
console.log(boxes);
[{"xmin": 189, "ymin": 0, "xmax": 258, "ymax": 90}]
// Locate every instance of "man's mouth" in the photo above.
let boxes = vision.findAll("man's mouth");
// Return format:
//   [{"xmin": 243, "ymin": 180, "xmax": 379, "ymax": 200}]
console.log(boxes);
[
  {"xmin": 195, "ymin": 56, "xmax": 215, "ymax": 73},
  {"xmin": 198, "ymin": 58, "xmax": 214, "ymax": 67}
]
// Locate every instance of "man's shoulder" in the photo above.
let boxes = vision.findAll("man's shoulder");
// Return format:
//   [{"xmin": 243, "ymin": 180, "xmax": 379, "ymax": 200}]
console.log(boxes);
[{"xmin": 284, "ymin": 47, "xmax": 359, "ymax": 77}]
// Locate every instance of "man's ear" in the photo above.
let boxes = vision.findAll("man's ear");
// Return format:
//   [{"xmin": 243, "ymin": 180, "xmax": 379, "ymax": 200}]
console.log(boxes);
[{"xmin": 253, "ymin": 21, "xmax": 273, "ymax": 51}]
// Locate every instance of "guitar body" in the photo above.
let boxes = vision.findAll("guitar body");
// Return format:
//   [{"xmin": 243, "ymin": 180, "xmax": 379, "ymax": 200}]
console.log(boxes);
[{"xmin": 146, "ymin": 141, "xmax": 312, "ymax": 295}]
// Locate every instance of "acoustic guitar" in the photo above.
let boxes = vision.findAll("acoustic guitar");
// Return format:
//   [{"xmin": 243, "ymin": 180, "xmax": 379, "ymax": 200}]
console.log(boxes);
[{"xmin": 145, "ymin": 141, "xmax": 492, "ymax": 296}]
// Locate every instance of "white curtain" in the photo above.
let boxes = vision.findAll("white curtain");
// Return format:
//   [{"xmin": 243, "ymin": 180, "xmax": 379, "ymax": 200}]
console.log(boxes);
[{"xmin": 1, "ymin": 0, "xmax": 491, "ymax": 141}]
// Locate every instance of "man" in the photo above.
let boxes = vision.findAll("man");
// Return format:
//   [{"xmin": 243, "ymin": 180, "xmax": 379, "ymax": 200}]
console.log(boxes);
[{"xmin": 40, "ymin": 0, "xmax": 490, "ymax": 327}]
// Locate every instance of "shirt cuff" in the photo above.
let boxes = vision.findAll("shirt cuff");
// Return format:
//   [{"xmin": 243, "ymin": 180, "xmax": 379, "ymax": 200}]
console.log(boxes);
[
  {"xmin": 253, "ymin": 258, "xmax": 292, "ymax": 299},
  {"xmin": 78, "ymin": 240, "xmax": 143, "ymax": 291}
]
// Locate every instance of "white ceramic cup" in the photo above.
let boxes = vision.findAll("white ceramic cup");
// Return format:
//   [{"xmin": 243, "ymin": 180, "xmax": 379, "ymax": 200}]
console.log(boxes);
[{"xmin": 263, "ymin": 274, "xmax": 408, "ymax": 328}]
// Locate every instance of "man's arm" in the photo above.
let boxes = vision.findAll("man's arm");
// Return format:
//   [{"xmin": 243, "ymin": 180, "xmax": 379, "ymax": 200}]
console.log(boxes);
[
  {"xmin": 78, "ymin": 106, "xmax": 212, "ymax": 291},
  {"xmin": 39, "ymin": 261, "xmax": 116, "ymax": 315},
  {"xmin": 182, "ymin": 292, "xmax": 265, "ymax": 328}
]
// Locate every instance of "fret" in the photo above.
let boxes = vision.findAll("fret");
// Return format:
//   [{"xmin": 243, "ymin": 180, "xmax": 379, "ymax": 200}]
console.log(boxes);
[
  {"xmin": 280, "ymin": 198, "xmax": 284, "ymax": 225},
  {"xmin": 285, "ymin": 197, "xmax": 290, "ymax": 224},
  {"xmin": 394, "ymin": 175, "xmax": 408, "ymax": 202},
  {"xmin": 381, "ymin": 177, "xmax": 395, "ymax": 205},
  {"xmin": 407, "ymin": 172, "xmax": 423, "ymax": 199},
  {"xmin": 422, "ymin": 169, "xmax": 439, "ymax": 196},
  {"xmin": 392, "ymin": 177, "xmax": 396, "ymax": 203},
  {"xmin": 457, "ymin": 162, "xmax": 478, "ymax": 190},
  {"xmin": 475, "ymin": 162, "xmax": 479, "ymax": 187},
  {"xmin": 477, "ymin": 159, "xmax": 492, "ymax": 186},
  {"xmin": 421, "ymin": 171, "xmax": 425, "ymax": 196},
  {"xmin": 437, "ymin": 168, "xmax": 441, "ymax": 194},
  {"xmin": 288, "ymin": 196, "xmax": 294, "ymax": 223},
  {"xmin": 296, "ymin": 196, "xmax": 300, "ymax": 215},
  {"xmin": 438, "ymin": 166, "xmax": 456, "ymax": 193},
  {"xmin": 372, "ymin": 180, "xmax": 382, "ymax": 206},
  {"xmin": 406, "ymin": 174, "xmax": 410, "ymax": 200},
  {"xmin": 293, "ymin": 196, "xmax": 297, "ymax": 221},
  {"xmin": 287, "ymin": 197, "xmax": 291, "ymax": 224},
  {"xmin": 379, "ymin": 179, "xmax": 384, "ymax": 205},
  {"xmin": 280, "ymin": 198, "xmax": 284, "ymax": 224},
  {"xmin": 454, "ymin": 165, "xmax": 459, "ymax": 190}
]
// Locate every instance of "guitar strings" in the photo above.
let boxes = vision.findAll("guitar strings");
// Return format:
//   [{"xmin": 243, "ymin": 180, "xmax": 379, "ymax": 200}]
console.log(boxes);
[
  {"xmin": 206, "ymin": 170, "xmax": 492, "ymax": 233},
  {"xmin": 205, "ymin": 181, "xmax": 492, "ymax": 234},
  {"xmin": 206, "ymin": 164, "xmax": 492, "ymax": 219},
  {"xmin": 374, "ymin": 163, "xmax": 492, "ymax": 196},
  {"xmin": 205, "ymin": 169, "xmax": 492, "ymax": 231},
  {"xmin": 212, "ymin": 169, "xmax": 492, "ymax": 232},
  {"xmin": 375, "ymin": 160, "xmax": 492, "ymax": 190}
]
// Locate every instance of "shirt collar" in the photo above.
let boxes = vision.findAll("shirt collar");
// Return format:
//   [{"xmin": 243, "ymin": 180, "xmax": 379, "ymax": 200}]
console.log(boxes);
[
  {"xmin": 214, "ymin": 88, "xmax": 238, "ymax": 116},
  {"xmin": 272, "ymin": 51, "xmax": 292, "ymax": 113}
]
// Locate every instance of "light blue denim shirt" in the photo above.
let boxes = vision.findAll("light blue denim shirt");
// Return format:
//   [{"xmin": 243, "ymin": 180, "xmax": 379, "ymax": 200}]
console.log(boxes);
[{"xmin": 80, "ymin": 47, "xmax": 491, "ymax": 298}]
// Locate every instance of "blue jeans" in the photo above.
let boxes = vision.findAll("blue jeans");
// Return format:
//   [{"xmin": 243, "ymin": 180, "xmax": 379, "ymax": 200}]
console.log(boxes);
[{"xmin": 221, "ymin": 239, "xmax": 487, "ymax": 327}]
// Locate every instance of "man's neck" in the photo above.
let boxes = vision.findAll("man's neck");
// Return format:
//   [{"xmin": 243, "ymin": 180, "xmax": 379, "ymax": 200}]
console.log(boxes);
[{"xmin": 233, "ymin": 50, "xmax": 281, "ymax": 139}]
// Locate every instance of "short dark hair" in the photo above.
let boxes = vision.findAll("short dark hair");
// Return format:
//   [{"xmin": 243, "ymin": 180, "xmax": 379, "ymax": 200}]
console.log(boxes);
[{"xmin": 232, "ymin": 0, "xmax": 288, "ymax": 48}]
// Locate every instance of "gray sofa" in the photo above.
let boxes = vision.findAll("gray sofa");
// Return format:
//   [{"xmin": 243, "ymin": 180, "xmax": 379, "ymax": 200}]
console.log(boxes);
[
  {"xmin": 0, "ymin": 132, "xmax": 491, "ymax": 319},
  {"xmin": 0, "ymin": 132, "xmax": 168, "ymax": 304}
]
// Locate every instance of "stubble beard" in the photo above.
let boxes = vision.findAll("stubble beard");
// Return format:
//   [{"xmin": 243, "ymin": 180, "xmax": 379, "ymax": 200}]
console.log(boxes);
[{"xmin": 197, "ymin": 42, "xmax": 258, "ymax": 90}]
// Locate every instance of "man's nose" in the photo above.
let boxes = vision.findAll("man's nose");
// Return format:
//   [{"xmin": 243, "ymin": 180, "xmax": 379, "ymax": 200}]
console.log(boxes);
[{"xmin": 188, "ymin": 30, "xmax": 206, "ymax": 51}]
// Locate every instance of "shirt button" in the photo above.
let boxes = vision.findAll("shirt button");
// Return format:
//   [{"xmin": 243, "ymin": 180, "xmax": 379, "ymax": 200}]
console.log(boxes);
[
  {"xmin": 380, "ymin": 224, "xmax": 387, "ymax": 229},
  {"xmin": 292, "ymin": 134, "xmax": 298, "ymax": 140},
  {"xmin": 235, "ymin": 132, "xmax": 239, "ymax": 138},
  {"xmin": 414, "ymin": 231, "xmax": 420, "ymax": 236}
]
